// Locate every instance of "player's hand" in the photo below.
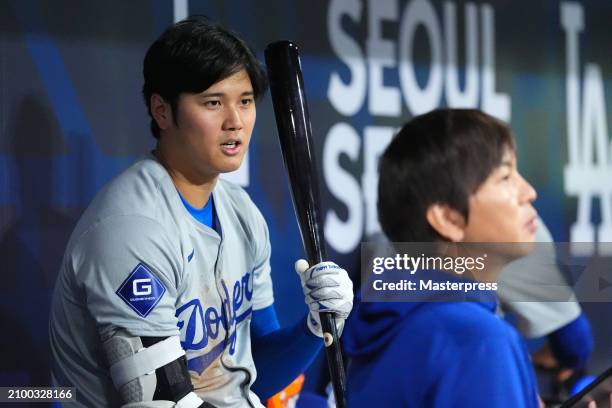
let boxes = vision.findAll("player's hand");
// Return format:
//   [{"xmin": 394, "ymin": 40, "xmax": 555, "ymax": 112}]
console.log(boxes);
[{"xmin": 295, "ymin": 259, "xmax": 353, "ymax": 338}]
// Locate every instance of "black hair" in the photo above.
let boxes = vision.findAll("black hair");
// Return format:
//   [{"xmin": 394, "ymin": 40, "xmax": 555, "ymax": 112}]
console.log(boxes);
[
  {"xmin": 378, "ymin": 108, "xmax": 515, "ymax": 242},
  {"xmin": 142, "ymin": 16, "xmax": 267, "ymax": 139}
]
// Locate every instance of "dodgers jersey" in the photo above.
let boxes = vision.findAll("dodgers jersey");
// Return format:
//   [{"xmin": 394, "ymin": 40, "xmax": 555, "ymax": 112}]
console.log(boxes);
[{"xmin": 49, "ymin": 156, "xmax": 274, "ymax": 407}]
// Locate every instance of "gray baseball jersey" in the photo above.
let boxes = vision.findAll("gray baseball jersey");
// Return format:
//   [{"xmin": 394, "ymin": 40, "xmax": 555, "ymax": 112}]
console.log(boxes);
[{"xmin": 49, "ymin": 156, "xmax": 274, "ymax": 407}]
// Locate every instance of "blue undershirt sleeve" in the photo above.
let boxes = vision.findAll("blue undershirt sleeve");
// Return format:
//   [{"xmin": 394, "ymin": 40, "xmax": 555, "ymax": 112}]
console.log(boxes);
[
  {"xmin": 548, "ymin": 313, "xmax": 593, "ymax": 369},
  {"xmin": 250, "ymin": 304, "xmax": 322, "ymax": 400}
]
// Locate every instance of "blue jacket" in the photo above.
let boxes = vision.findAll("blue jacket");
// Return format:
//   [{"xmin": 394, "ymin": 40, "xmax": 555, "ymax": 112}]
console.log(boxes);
[{"xmin": 343, "ymin": 270, "xmax": 540, "ymax": 408}]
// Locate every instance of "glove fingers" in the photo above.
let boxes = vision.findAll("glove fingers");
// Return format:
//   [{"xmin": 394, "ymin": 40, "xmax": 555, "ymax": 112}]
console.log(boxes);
[
  {"xmin": 307, "ymin": 263, "xmax": 343, "ymax": 278},
  {"xmin": 305, "ymin": 276, "xmax": 341, "ymax": 290},
  {"xmin": 305, "ymin": 273, "xmax": 354, "ymax": 288},
  {"xmin": 308, "ymin": 299, "xmax": 353, "ymax": 318},
  {"xmin": 306, "ymin": 287, "xmax": 346, "ymax": 302}
]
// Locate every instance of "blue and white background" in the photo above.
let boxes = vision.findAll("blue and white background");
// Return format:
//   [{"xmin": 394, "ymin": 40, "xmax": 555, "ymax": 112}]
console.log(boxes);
[{"xmin": 1, "ymin": 0, "xmax": 611, "ymax": 397}]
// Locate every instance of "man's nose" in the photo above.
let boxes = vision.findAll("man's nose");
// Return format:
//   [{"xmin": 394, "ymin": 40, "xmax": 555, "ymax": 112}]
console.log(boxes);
[
  {"xmin": 519, "ymin": 174, "xmax": 537, "ymax": 204},
  {"xmin": 223, "ymin": 106, "xmax": 244, "ymax": 131}
]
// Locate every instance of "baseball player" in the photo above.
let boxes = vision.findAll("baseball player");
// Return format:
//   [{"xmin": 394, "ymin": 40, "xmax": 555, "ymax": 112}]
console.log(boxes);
[{"xmin": 49, "ymin": 17, "xmax": 353, "ymax": 408}]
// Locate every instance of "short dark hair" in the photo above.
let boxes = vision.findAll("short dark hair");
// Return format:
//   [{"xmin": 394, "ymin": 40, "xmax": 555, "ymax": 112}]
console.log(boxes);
[
  {"xmin": 142, "ymin": 16, "xmax": 267, "ymax": 139},
  {"xmin": 378, "ymin": 108, "xmax": 515, "ymax": 242}
]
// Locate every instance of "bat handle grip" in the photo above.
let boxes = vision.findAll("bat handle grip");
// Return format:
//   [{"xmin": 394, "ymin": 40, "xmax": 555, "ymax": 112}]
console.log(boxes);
[{"xmin": 320, "ymin": 312, "xmax": 347, "ymax": 408}]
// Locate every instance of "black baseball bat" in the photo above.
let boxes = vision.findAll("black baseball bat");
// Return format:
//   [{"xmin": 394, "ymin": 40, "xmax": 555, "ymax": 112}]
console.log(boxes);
[{"xmin": 264, "ymin": 41, "xmax": 347, "ymax": 407}]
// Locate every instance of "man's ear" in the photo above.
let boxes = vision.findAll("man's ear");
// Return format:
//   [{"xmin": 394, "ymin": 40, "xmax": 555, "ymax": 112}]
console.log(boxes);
[
  {"xmin": 150, "ymin": 94, "xmax": 172, "ymax": 131},
  {"xmin": 426, "ymin": 203, "xmax": 466, "ymax": 242}
]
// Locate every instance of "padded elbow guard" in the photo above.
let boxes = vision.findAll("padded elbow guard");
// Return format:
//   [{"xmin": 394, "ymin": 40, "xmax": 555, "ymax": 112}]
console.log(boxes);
[{"xmin": 104, "ymin": 330, "xmax": 213, "ymax": 407}]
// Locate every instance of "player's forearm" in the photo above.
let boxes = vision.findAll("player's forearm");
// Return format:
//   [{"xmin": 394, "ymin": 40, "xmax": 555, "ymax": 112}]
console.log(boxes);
[{"xmin": 251, "ymin": 314, "xmax": 322, "ymax": 399}]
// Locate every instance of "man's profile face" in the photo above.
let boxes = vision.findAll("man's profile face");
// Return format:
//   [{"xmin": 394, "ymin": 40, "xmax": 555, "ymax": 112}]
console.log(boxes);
[
  {"xmin": 461, "ymin": 147, "xmax": 538, "ymax": 244},
  {"xmin": 166, "ymin": 68, "xmax": 256, "ymax": 178}
]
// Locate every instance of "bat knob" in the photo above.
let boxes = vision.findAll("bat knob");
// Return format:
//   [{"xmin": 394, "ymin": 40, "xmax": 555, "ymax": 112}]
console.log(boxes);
[{"xmin": 295, "ymin": 259, "xmax": 310, "ymax": 274}]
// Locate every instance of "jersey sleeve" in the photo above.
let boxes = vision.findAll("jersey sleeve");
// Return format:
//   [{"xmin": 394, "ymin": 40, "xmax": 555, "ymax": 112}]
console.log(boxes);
[
  {"xmin": 70, "ymin": 215, "xmax": 183, "ymax": 340},
  {"xmin": 248, "ymin": 203, "xmax": 275, "ymax": 311}
]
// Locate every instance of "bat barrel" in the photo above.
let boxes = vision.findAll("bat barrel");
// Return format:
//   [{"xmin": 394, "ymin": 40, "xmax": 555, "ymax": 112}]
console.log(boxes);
[{"xmin": 264, "ymin": 41, "xmax": 325, "ymax": 264}]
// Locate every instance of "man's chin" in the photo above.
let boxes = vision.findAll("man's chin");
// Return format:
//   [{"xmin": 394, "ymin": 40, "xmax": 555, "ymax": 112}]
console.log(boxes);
[{"xmin": 218, "ymin": 159, "xmax": 245, "ymax": 174}]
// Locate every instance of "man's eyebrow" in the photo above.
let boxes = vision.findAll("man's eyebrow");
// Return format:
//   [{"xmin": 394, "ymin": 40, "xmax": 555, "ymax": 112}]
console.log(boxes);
[
  {"xmin": 200, "ymin": 92, "xmax": 224, "ymax": 98},
  {"xmin": 200, "ymin": 90, "xmax": 254, "ymax": 97}
]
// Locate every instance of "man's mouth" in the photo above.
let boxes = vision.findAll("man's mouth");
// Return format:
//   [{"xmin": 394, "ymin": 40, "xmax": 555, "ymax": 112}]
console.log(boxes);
[
  {"xmin": 220, "ymin": 140, "xmax": 242, "ymax": 155},
  {"xmin": 525, "ymin": 215, "xmax": 538, "ymax": 234}
]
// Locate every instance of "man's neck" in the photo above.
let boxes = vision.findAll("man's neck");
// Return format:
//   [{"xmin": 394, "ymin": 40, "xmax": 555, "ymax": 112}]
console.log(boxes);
[
  {"xmin": 439, "ymin": 243, "xmax": 508, "ymax": 283},
  {"xmin": 153, "ymin": 147, "xmax": 217, "ymax": 209}
]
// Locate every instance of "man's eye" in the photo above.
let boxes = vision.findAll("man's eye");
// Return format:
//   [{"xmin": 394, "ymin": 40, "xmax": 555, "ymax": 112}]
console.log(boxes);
[
  {"xmin": 241, "ymin": 98, "xmax": 254, "ymax": 106},
  {"xmin": 204, "ymin": 100, "xmax": 221, "ymax": 107}
]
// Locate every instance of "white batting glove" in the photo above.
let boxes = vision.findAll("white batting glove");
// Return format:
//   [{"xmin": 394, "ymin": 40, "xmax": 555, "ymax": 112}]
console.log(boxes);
[{"xmin": 295, "ymin": 259, "xmax": 354, "ymax": 338}]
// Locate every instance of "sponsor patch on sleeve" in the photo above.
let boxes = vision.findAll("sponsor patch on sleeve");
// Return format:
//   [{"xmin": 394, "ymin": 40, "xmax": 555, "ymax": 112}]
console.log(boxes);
[{"xmin": 116, "ymin": 263, "xmax": 166, "ymax": 317}]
